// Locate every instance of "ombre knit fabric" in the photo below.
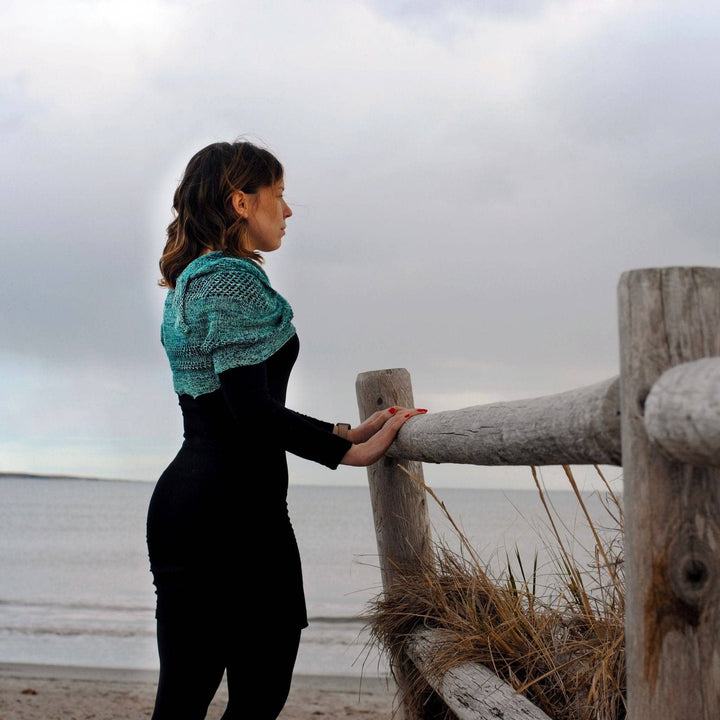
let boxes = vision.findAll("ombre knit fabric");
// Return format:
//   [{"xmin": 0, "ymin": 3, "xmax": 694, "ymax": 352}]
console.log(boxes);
[{"xmin": 161, "ymin": 252, "xmax": 296, "ymax": 398}]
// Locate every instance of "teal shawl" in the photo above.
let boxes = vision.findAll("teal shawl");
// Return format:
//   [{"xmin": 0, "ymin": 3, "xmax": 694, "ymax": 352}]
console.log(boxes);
[{"xmin": 161, "ymin": 252, "xmax": 296, "ymax": 398}]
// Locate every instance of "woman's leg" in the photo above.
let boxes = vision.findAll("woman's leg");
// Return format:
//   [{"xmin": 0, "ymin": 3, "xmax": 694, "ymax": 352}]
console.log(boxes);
[
  {"xmin": 221, "ymin": 625, "xmax": 302, "ymax": 719},
  {"xmin": 150, "ymin": 580, "xmax": 227, "ymax": 720}
]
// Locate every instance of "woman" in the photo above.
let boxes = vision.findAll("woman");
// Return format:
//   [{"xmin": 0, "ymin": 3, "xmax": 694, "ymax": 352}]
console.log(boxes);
[{"xmin": 146, "ymin": 140, "xmax": 425, "ymax": 720}]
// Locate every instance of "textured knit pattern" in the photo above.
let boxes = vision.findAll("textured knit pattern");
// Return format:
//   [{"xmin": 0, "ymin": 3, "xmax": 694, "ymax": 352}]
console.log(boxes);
[{"xmin": 162, "ymin": 252, "xmax": 296, "ymax": 398}]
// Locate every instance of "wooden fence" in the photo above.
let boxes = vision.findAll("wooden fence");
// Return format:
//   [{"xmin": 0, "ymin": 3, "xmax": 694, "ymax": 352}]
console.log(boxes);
[{"xmin": 354, "ymin": 267, "xmax": 720, "ymax": 720}]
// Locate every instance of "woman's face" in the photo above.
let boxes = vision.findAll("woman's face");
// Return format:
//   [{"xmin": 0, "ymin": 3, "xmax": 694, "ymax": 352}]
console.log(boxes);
[{"xmin": 245, "ymin": 181, "xmax": 292, "ymax": 253}]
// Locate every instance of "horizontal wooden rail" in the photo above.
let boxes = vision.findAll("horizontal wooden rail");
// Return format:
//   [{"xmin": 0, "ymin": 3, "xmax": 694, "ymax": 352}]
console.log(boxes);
[
  {"xmin": 383, "ymin": 357, "xmax": 720, "ymax": 470},
  {"xmin": 385, "ymin": 375, "xmax": 622, "ymax": 466},
  {"xmin": 644, "ymin": 356, "xmax": 720, "ymax": 467},
  {"xmin": 406, "ymin": 628, "xmax": 552, "ymax": 720}
]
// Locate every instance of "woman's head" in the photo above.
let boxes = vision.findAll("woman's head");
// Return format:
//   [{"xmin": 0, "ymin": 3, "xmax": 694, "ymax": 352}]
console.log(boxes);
[{"xmin": 159, "ymin": 140, "xmax": 287, "ymax": 288}]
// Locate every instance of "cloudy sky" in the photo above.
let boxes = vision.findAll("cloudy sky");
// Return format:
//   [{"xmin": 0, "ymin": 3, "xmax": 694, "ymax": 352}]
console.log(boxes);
[{"xmin": 2, "ymin": 0, "xmax": 719, "ymax": 489}]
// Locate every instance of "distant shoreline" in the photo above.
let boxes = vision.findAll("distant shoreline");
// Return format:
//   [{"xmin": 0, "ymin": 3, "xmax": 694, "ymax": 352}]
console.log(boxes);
[
  {"xmin": 0, "ymin": 471, "xmax": 134, "ymax": 483},
  {"xmin": 0, "ymin": 471, "xmax": 595, "ymax": 493}
]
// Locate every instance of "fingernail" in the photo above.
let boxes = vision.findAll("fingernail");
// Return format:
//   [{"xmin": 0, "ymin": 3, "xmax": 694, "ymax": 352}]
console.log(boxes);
[
  {"xmin": 388, "ymin": 407, "xmax": 397, "ymax": 414},
  {"xmin": 418, "ymin": 409, "xmax": 428, "ymax": 413},
  {"xmin": 405, "ymin": 413, "xmax": 410, "ymax": 418}
]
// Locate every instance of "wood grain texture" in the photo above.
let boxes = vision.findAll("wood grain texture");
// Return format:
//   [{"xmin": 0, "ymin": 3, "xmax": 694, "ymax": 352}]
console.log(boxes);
[
  {"xmin": 355, "ymin": 368, "xmax": 433, "ymax": 591},
  {"xmin": 355, "ymin": 368, "xmax": 433, "ymax": 720},
  {"xmin": 388, "ymin": 376, "xmax": 621, "ymax": 466},
  {"xmin": 406, "ymin": 629, "xmax": 552, "ymax": 720},
  {"xmin": 644, "ymin": 357, "xmax": 720, "ymax": 467},
  {"xmin": 618, "ymin": 267, "xmax": 720, "ymax": 720}
]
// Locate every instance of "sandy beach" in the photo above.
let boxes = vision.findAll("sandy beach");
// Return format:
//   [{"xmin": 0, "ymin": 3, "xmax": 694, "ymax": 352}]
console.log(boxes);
[{"xmin": 0, "ymin": 663, "xmax": 399, "ymax": 720}]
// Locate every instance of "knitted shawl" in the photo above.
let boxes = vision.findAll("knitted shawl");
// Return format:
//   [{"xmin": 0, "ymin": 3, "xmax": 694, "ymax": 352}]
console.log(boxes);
[{"xmin": 161, "ymin": 252, "xmax": 296, "ymax": 398}]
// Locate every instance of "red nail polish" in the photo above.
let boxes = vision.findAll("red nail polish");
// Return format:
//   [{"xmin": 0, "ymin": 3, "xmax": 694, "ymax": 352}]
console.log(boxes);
[
  {"xmin": 418, "ymin": 409, "xmax": 428, "ymax": 413},
  {"xmin": 405, "ymin": 413, "xmax": 410, "ymax": 418},
  {"xmin": 388, "ymin": 407, "xmax": 397, "ymax": 414}
]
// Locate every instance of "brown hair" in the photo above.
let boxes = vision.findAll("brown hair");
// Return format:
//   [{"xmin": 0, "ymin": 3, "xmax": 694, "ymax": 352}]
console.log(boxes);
[{"xmin": 158, "ymin": 141, "xmax": 284, "ymax": 288}]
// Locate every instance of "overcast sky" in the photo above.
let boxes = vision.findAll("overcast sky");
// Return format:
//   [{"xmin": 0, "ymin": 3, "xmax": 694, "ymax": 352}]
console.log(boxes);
[{"xmin": 2, "ymin": 0, "xmax": 719, "ymax": 489}]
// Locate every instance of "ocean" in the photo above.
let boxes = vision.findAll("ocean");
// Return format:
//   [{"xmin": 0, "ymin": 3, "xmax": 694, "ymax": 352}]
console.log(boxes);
[{"xmin": 0, "ymin": 475, "xmax": 619, "ymax": 677}]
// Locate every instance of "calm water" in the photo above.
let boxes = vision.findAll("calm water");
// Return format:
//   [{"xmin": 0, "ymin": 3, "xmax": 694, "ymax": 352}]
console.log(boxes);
[{"xmin": 0, "ymin": 476, "xmax": 618, "ymax": 676}]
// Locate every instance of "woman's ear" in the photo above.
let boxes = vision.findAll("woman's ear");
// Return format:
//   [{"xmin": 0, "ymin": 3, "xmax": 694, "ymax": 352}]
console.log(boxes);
[{"xmin": 231, "ymin": 191, "xmax": 248, "ymax": 219}]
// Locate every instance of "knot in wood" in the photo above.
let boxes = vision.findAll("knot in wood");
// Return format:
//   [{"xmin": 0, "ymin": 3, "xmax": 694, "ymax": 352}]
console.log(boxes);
[
  {"xmin": 668, "ymin": 542, "xmax": 715, "ymax": 608},
  {"xmin": 683, "ymin": 557, "xmax": 708, "ymax": 586}
]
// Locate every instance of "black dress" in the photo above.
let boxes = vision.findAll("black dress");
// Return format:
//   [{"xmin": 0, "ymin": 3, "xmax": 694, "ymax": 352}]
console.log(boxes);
[
  {"xmin": 146, "ymin": 334, "xmax": 351, "ymax": 717},
  {"xmin": 148, "ymin": 333, "xmax": 351, "ymax": 621}
]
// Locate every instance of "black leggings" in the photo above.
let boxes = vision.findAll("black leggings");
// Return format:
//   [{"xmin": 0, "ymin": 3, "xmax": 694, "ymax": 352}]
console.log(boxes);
[{"xmin": 151, "ymin": 582, "xmax": 302, "ymax": 720}]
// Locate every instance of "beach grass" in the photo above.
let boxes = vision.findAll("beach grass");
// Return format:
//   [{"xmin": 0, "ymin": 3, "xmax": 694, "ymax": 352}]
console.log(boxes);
[{"xmin": 365, "ymin": 466, "xmax": 626, "ymax": 720}]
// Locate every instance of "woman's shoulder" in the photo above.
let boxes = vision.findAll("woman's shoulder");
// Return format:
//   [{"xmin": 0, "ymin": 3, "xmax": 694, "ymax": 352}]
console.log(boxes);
[{"xmin": 180, "ymin": 253, "xmax": 270, "ymax": 299}]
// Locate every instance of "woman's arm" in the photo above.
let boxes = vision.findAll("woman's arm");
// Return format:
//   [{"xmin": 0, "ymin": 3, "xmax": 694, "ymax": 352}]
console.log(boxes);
[
  {"xmin": 219, "ymin": 363, "xmax": 427, "ymax": 469},
  {"xmin": 218, "ymin": 363, "xmax": 352, "ymax": 469}
]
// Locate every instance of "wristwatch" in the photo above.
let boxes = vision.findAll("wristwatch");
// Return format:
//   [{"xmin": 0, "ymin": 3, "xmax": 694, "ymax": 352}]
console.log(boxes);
[{"xmin": 335, "ymin": 423, "xmax": 351, "ymax": 440}]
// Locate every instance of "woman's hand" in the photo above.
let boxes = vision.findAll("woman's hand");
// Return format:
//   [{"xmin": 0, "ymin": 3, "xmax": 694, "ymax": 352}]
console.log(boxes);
[
  {"xmin": 339, "ymin": 407, "xmax": 427, "ymax": 467},
  {"xmin": 338, "ymin": 406, "xmax": 426, "ymax": 444}
]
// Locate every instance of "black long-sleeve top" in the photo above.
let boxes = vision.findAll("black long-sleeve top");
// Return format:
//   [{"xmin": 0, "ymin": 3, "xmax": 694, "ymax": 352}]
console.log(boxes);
[{"xmin": 147, "ymin": 334, "xmax": 351, "ymax": 629}]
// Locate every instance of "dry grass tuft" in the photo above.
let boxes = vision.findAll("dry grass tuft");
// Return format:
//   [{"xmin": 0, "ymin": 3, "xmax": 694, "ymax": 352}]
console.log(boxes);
[{"xmin": 365, "ymin": 466, "xmax": 626, "ymax": 720}]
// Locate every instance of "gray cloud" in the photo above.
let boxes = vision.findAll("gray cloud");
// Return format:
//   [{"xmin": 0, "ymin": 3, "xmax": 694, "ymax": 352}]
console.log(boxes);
[{"xmin": 1, "ymin": 0, "xmax": 719, "ymax": 486}]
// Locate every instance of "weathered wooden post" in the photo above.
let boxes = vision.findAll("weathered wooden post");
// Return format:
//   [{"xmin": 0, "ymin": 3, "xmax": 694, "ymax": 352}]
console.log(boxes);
[
  {"xmin": 355, "ymin": 368, "xmax": 432, "ymax": 591},
  {"xmin": 356, "ymin": 368, "xmax": 432, "ymax": 719},
  {"xmin": 618, "ymin": 267, "xmax": 720, "ymax": 720}
]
